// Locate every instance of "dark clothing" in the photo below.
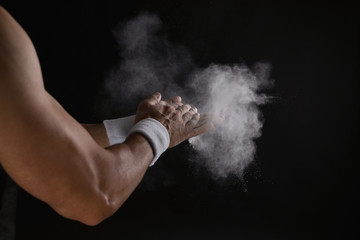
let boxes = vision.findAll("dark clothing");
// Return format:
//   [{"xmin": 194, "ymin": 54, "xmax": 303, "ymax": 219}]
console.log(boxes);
[{"xmin": 0, "ymin": 166, "xmax": 18, "ymax": 240}]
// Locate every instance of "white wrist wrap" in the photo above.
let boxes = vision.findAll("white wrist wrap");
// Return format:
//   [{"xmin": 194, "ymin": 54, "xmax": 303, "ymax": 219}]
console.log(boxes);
[
  {"xmin": 128, "ymin": 118, "xmax": 170, "ymax": 166},
  {"xmin": 103, "ymin": 115, "xmax": 136, "ymax": 145}
]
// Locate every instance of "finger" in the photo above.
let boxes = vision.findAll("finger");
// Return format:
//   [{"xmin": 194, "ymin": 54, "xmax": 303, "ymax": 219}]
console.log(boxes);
[
  {"xmin": 186, "ymin": 112, "xmax": 200, "ymax": 127},
  {"xmin": 194, "ymin": 113, "xmax": 211, "ymax": 126},
  {"xmin": 182, "ymin": 112, "xmax": 194, "ymax": 123},
  {"xmin": 157, "ymin": 100, "xmax": 167, "ymax": 106},
  {"xmin": 165, "ymin": 96, "xmax": 182, "ymax": 105},
  {"xmin": 187, "ymin": 113, "xmax": 214, "ymax": 138},
  {"xmin": 193, "ymin": 114, "xmax": 214, "ymax": 135},
  {"xmin": 163, "ymin": 105, "xmax": 177, "ymax": 115},
  {"xmin": 199, "ymin": 113, "xmax": 225, "ymax": 126},
  {"xmin": 178, "ymin": 104, "xmax": 191, "ymax": 114},
  {"xmin": 144, "ymin": 92, "xmax": 162, "ymax": 106},
  {"xmin": 192, "ymin": 121, "xmax": 214, "ymax": 136},
  {"xmin": 182, "ymin": 107, "xmax": 198, "ymax": 122},
  {"xmin": 188, "ymin": 107, "xmax": 198, "ymax": 115}
]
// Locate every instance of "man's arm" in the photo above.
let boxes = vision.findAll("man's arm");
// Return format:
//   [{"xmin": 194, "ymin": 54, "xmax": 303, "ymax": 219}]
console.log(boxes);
[
  {"xmin": 82, "ymin": 114, "xmax": 136, "ymax": 148},
  {"xmin": 82, "ymin": 123, "xmax": 110, "ymax": 148},
  {"xmin": 0, "ymin": 6, "xmax": 215, "ymax": 226}
]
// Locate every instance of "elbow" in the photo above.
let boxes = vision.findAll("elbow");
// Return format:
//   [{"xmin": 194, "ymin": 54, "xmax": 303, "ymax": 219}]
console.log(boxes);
[
  {"xmin": 46, "ymin": 148, "xmax": 127, "ymax": 226},
  {"xmin": 82, "ymin": 195, "xmax": 119, "ymax": 226},
  {"xmin": 52, "ymin": 192, "xmax": 120, "ymax": 226},
  {"xmin": 79, "ymin": 215, "xmax": 106, "ymax": 227},
  {"xmin": 72, "ymin": 216, "xmax": 103, "ymax": 227},
  {"xmin": 76, "ymin": 211, "xmax": 108, "ymax": 227}
]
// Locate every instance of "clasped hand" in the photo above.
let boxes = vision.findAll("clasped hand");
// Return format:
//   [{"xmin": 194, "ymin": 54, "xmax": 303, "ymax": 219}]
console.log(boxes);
[{"xmin": 135, "ymin": 92, "xmax": 221, "ymax": 148}]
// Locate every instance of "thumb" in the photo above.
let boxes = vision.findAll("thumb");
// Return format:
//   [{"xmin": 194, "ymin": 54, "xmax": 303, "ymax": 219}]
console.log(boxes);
[{"xmin": 146, "ymin": 92, "xmax": 162, "ymax": 106}]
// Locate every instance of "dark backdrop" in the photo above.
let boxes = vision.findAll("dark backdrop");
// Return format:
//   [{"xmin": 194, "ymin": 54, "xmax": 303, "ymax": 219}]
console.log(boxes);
[{"xmin": 0, "ymin": 0, "xmax": 358, "ymax": 239}]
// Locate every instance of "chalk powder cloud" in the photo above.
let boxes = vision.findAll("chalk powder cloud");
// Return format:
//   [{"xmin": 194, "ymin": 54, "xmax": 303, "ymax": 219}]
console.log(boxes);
[{"xmin": 103, "ymin": 12, "xmax": 272, "ymax": 179}]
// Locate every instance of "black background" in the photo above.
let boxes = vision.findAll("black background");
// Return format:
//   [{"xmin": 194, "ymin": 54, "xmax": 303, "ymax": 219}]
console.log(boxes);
[{"xmin": 0, "ymin": 0, "xmax": 358, "ymax": 239}]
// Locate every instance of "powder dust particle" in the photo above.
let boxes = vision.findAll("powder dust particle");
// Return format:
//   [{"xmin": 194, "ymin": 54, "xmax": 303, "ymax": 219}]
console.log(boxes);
[{"xmin": 103, "ymin": 12, "xmax": 272, "ymax": 179}]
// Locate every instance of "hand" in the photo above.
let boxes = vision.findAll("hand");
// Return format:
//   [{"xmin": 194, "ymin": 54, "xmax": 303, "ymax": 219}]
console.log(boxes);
[{"xmin": 135, "ymin": 92, "xmax": 222, "ymax": 148}]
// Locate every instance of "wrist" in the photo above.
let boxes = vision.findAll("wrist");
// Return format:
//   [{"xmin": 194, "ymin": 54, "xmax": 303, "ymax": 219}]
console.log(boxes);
[
  {"xmin": 125, "ymin": 133, "xmax": 154, "ymax": 161},
  {"xmin": 128, "ymin": 118, "xmax": 170, "ymax": 166}
]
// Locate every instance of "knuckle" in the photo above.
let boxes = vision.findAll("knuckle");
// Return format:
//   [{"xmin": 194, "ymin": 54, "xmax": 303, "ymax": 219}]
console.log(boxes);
[
  {"xmin": 179, "ymin": 104, "xmax": 190, "ymax": 112},
  {"xmin": 193, "ymin": 113, "xmax": 200, "ymax": 120},
  {"xmin": 164, "ymin": 105, "xmax": 175, "ymax": 113},
  {"xmin": 164, "ymin": 118, "xmax": 170, "ymax": 124}
]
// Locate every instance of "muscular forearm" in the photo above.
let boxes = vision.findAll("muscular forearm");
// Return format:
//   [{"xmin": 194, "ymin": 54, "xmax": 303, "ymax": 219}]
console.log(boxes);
[
  {"xmin": 55, "ymin": 132, "xmax": 154, "ymax": 226},
  {"xmin": 101, "ymin": 133, "xmax": 154, "ymax": 211},
  {"xmin": 82, "ymin": 123, "xmax": 110, "ymax": 148}
]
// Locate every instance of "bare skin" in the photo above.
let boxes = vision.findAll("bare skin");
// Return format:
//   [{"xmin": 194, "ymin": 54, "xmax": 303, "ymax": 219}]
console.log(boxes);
[{"xmin": 0, "ymin": 6, "xmax": 219, "ymax": 226}]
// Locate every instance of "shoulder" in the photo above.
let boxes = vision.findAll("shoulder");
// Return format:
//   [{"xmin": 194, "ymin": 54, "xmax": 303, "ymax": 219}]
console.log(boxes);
[
  {"xmin": 0, "ymin": 5, "xmax": 44, "ymax": 91},
  {"xmin": 0, "ymin": 5, "xmax": 45, "ymax": 111}
]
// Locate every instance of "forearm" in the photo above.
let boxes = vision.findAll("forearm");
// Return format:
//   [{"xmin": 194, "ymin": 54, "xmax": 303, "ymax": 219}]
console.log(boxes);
[
  {"xmin": 57, "ymin": 132, "xmax": 154, "ymax": 225},
  {"xmin": 82, "ymin": 123, "xmax": 110, "ymax": 148},
  {"xmin": 101, "ymin": 133, "xmax": 154, "ymax": 211}
]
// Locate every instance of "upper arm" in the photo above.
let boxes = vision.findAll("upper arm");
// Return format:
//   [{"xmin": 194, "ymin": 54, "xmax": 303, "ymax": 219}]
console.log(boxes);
[{"xmin": 0, "ymin": 6, "xmax": 114, "ymax": 223}]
